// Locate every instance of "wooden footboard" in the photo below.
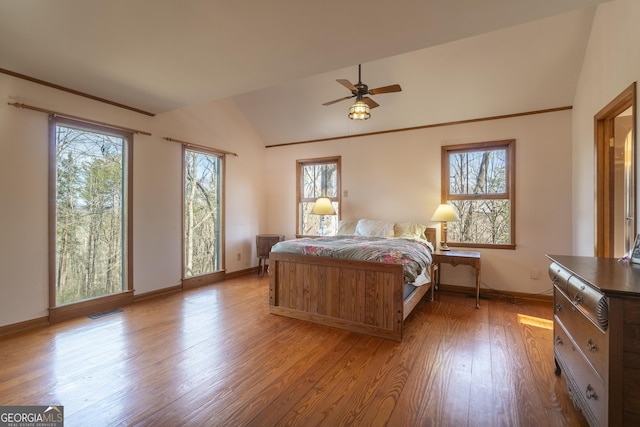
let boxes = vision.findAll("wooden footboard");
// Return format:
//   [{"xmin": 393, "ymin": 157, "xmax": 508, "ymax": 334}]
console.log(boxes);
[{"xmin": 269, "ymin": 252, "xmax": 431, "ymax": 341}]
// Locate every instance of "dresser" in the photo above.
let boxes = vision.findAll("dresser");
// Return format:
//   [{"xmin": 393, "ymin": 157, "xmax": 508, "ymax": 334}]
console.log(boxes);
[
  {"xmin": 547, "ymin": 255, "xmax": 640, "ymax": 426},
  {"xmin": 256, "ymin": 234, "xmax": 285, "ymax": 277}
]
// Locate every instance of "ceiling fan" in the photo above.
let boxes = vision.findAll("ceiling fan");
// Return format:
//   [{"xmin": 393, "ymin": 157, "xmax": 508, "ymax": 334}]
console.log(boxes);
[{"xmin": 322, "ymin": 64, "xmax": 402, "ymax": 119}]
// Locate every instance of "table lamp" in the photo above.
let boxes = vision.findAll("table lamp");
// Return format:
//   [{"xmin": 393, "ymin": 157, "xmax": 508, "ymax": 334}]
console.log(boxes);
[
  {"xmin": 311, "ymin": 197, "xmax": 336, "ymax": 236},
  {"xmin": 430, "ymin": 203, "xmax": 460, "ymax": 250}
]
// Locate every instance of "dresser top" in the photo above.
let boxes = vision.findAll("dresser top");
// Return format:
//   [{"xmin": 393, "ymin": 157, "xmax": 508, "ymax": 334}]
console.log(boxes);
[{"xmin": 547, "ymin": 254, "xmax": 640, "ymax": 297}]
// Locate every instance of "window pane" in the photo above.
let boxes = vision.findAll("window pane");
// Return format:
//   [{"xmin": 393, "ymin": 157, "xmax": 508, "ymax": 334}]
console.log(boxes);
[
  {"xmin": 184, "ymin": 150, "xmax": 222, "ymax": 278},
  {"xmin": 302, "ymin": 164, "xmax": 337, "ymax": 199},
  {"xmin": 300, "ymin": 201, "xmax": 338, "ymax": 236},
  {"xmin": 298, "ymin": 157, "xmax": 340, "ymax": 235},
  {"xmin": 55, "ymin": 125, "xmax": 125, "ymax": 305},
  {"xmin": 448, "ymin": 199, "xmax": 511, "ymax": 245},
  {"xmin": 449, "ymin": 149, "xmax": 506, "ymax": 195}
]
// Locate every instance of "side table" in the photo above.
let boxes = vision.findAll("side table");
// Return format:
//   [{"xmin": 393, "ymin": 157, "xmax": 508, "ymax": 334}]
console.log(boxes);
[
  {"xmin": 256, "ymin": 234, "xmax": 285, "ymax": 277},
  {"xmin": 432, "ymin": 250, "xmax": 482, "ymax": 308}
]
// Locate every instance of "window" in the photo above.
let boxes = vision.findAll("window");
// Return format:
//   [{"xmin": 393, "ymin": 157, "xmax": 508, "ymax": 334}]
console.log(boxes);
[
  {"xmin": 183, "ymin": 148, "xmax": 223, "ymax": 279},
  {"xmin": 442, "ymin": 140, "xmax": 515, "ymax": 249},
  {"xmin": 50, "ymin": 117, "xmax": 132, "ymax": 307},
  {"xmin": 297, "ymin": 157, "xmax": 341, "ymax": 236}
]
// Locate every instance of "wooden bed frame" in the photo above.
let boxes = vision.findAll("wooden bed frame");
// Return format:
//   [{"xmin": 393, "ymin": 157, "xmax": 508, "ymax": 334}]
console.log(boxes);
[{"xmin": 268, "ymin": 228, "xmax": 437, "ymax": 341}]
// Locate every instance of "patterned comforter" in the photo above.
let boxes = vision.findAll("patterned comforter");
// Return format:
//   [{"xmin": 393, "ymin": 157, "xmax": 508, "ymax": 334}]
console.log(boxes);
[{"xmin": 271, "ymin": 236, "xmax": 433, "ymax": 284}]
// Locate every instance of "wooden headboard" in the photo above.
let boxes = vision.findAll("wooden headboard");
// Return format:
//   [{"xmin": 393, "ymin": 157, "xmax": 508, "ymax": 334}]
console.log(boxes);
[{"xmin": 425, "ymin": 227, "xmax": 436, "ymax": 245}]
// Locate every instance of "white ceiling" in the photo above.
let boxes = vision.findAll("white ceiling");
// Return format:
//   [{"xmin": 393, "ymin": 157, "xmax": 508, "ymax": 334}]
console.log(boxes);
[{"xmin": 0, "ymin": 0, "xmax": 611, "ymax": 145}]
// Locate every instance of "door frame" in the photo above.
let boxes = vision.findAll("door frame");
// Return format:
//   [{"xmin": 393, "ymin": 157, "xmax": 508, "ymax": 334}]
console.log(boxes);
[{"xmin": 595, "ymin": 82, "xmax": 637, "ymax": 257}]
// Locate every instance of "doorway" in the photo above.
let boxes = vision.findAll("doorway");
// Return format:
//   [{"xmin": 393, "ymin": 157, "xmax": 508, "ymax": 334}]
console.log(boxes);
[{"xmin": 595, "ymin": 83, "xmax": 636, "ymax": 258}]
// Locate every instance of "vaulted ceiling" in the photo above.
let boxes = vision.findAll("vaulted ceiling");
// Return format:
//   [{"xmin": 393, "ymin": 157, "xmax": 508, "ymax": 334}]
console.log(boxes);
[{"xmin": 0, "ymin": 0, "xmax": 612, "ymax": 145}]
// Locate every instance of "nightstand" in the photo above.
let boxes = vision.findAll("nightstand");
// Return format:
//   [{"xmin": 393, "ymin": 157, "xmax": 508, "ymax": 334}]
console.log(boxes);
[
  {"xmin": 432, "ymin": 250, "xmax": 481, "ymax": 308},
  {"xmin": 256, "ymin": 234, "xmax": 285, "ymax": 277}
]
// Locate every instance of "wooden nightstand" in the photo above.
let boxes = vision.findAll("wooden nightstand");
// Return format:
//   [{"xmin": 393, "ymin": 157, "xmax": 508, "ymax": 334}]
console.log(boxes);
[
  {"xmin": 256, "ymin": 234, "xmax": 285, "ymax": 277},
  {"xmin": 432, "ymin": 250, "xmax": 482, "ymax": 308}
]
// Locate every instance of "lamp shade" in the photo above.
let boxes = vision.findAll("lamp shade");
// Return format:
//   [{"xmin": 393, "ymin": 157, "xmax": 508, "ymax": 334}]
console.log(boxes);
[
  {"xmin": 430, "ymin": 203, "xmax": 460, "ymax": 222},
  {"xmin": 311, "ymin": 197, "xmax": 336, "ymax": 215},
  {"xmin": 348, "ymin": 100, "xmax": 371, "ymax": 120}
]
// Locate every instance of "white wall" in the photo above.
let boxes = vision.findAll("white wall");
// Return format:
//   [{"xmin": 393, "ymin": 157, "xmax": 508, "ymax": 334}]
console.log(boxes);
[
  {"xmin": 265, "ymin": 111, "xmax": 573, "ymax": 295},
  {"xmin": 572, "ymin": 0, "xmax": 640, "ymax": 255},
  {"xmin": 0, "ymin": 74, "xmax": 267, "ymax": 327}
]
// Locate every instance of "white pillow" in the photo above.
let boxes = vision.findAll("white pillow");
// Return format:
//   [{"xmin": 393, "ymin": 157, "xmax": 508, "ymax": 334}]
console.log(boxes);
[
  {"xmin": 336, "ymin": 219, "xmax": 358, "ymax": 235},
  {"xmin": 355, "ymin": 219, "xmax": 395, "ymax": 237}
]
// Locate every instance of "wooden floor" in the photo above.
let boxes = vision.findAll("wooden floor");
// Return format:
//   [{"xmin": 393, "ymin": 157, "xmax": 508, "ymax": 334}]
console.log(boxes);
[{"xmin": 0, "ymin": 275, "xmax": 588, "ymax": 427}]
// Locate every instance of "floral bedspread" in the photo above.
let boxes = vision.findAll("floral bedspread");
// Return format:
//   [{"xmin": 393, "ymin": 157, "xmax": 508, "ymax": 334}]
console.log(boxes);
[{"xmin": 271, "ymin": 236, "xmax": 433, "ymax": 284}]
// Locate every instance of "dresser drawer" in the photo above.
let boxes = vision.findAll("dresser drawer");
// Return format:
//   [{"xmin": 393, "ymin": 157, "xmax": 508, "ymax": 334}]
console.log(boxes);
[
  {"xmin": 554, "ymin": 287, "xmax": 609, "ymax": 380},
  {"xmin": 555, "ymin": 320, "xmax": 607, "ymax": 427},
  {"xmin": 549, "ymin": 262, "xmax": 572, "ymax": 293},
  {"xmin": 566, "ymin": 275, "xmax": 609, "ymax": 331}
]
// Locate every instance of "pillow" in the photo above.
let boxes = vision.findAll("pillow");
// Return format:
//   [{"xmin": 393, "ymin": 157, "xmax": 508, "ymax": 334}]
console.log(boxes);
[
  {"xmin": 394, "ymin": 222, "xmax": 427, "ymax": 240},
  {"xmin": 336, "ymin": 219, "xmax": 358, "ymax": 235},
  {"xmin": 355, "ymin": 219, "xmax": 395, "ymax": 237}
]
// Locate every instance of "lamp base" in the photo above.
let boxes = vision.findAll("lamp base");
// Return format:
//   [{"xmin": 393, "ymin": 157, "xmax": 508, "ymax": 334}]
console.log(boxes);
[{"xmin": 439, "ymin": 242, "xmax": 451, "ymax": 251}]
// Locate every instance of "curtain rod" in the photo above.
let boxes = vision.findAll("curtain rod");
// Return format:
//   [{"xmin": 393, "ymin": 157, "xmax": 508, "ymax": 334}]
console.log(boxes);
[
  {"xmin": 8, "ymin": 102, "xmax": 152, "ymax": 136},
  {"xmin": 163, "ymin": 137, "xmax": 238, "ymax": 157}
]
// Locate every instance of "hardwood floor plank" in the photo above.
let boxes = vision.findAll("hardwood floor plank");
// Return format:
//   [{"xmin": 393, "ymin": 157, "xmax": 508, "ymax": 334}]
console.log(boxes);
[
  {"xmin": 321, "ymin": 303, "xmax": 435, "ymax": 426},
  {"xmin": 510, "ymin": 299, "xmax": 587, "ymax": 427},
  {"xmin": 385, "ymin": 297, "xmax": 462, "ymax": 425},
  {"xmin": 490, "ymin": 299, "xmax": 545, "ymax": 426},
  {"xmin": 242, "ymin": 331, "xmax": 358, "ymax": 426},
  {"xmin": 85, "ymin": 290, "xmax": 332, "ymax": 425},
  {"xmin": 468, "ymin": 338, "xmax": 496, "ymax": 426},
  {"xmin": 132, "ymin": 324, "xmax": 342, "ymax": 426},
  {"xmin": 420, "ymin": 297, "xmax": 487, "ymax": 425},
  {"xmin": 487, "ymin": 298, "xmax": 588, "ymax": 427},
  {"xmin": 269, "ymin": 335, "xmax": 387, "ymax": 426},
  {"xmin": 453, "ymin": 300, "xmax": 495, "ymax": 426},
  {"xmin": 0, "ymin": 276, "xmax": 588, "ymax": 426}
]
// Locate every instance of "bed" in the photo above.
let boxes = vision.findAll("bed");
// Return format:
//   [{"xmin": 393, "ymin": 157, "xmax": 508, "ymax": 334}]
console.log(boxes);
[{"xmin": 268, "ymin": 219, "xmax": 436, "ymax": 341}]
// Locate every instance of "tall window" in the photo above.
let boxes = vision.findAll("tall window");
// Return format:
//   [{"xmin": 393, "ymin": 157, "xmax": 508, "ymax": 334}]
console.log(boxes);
[
  {"xmin": 297, "ymin": 157, "xmax": 341, "ymax": 236},
  {"xmin": 184, "ymin": 148, "xmax": 223, "ymax": 278},
  {"xmin": 51, "ymin": 117, "xmax": 132, "ymax": 306},
  {"xmin": 442, "ymin": 140, "xmax": 515, "ymax": 249}
]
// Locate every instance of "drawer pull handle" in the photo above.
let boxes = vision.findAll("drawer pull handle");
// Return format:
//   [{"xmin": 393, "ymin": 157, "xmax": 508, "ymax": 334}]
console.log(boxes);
[
  {"xmin": 555, "ymin": 303, "xmax": 563, "ymax": 312},
  {"xmin": 574, "ymin": 294, "xmax": 584, "ymax": 305},
  {"xmin": 555, "ymin": 336, "xmax": 563, "ymax": 346},
  {"xmin": 586, "ymin": 384, "xmax": 598, "ymax": 400},
  {"xmin": 586, "ymin": 338, "xmax": 599, "ymax": 353}
]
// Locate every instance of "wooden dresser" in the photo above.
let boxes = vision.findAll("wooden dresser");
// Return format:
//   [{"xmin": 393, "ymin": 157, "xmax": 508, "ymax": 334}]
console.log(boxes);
[{"xmin": 547, "ymin": 255, "xmax": 640, "ymax": 426}]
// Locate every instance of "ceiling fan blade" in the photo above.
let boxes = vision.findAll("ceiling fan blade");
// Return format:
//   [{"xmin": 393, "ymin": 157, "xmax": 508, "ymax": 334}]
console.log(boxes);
[
  {"xmin": 322, "ymin": 96, "xmax": 353, "ymax": 106},
  {"xmin": 368, "ymin": 84, "xmax": 402, "ymax": 95},
  {"xmin": 336, "ymin": 79, "xmax": 357, "ymax": 91},
  {"xmin": 362, "ymin": 97, "xmax": 380, "ymax": 109}
]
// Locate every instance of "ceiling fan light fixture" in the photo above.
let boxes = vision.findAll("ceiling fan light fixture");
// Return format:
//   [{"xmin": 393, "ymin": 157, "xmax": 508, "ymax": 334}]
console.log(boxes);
[{"xmin": 348, "ymin": 99, "xmax": 371, "ymax": 120}]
